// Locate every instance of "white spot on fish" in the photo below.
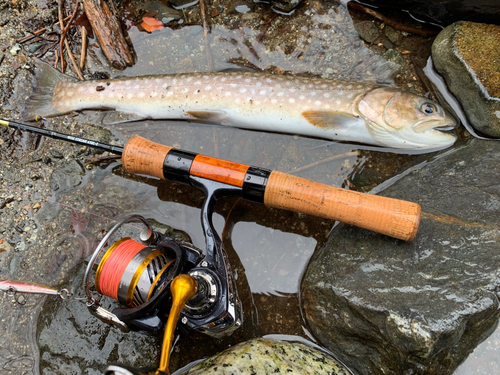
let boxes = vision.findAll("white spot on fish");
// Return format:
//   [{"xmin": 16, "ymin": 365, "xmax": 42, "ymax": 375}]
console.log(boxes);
[
  {"xmin": 203, "ymin": 75, "xmax": 209, "ymax": 80},
  {"xmin": 127, "ymin": 93, "xmax": 133, "ymax": 99},
  {"xmin": 221, "ymin": 77, "xmax": 227, "ymax": 82},
  {"xmin": 347, "ymin": 93, "xmax": 354, "ymax": 99},
  {"xmin": 271, "ymin": 99, "xmax": 277, "ymax": 104},
  {"xmin": 256, "ymin": 81, "xmax": 262, "ymax": 87},
  {"xmin": 236, "ymin": 75, "xmax": 243, "ymax": 79},
  {"xmin": 310, "ymin": 92, "xmax": 317, "ymax": 97},
  {"xmin": 266, "ymin": 78, "xmax": 273, "ymax": 83},
  {"xmin": 299, "ymin": 95, "xmax": 305, "ymax": 100},
  {"xmin": 195, "ymin": 81, "xmax": 201, "ymax": 85},
  {"xmin": 324, "ymin": 93, "xmax": 330, "ymax": 98},
  {"xmin": 245, "ymin": 78, "xmax": 251, "ymax": 83},
  {"xmin": 67, "ymin": 91, "xmax": 73, "ymax": 97},
  {"xmin": 183, "ymin": 88, "xmax": 189, "ymax": 93},
  {"xmin": 167, "ymin": 91, "xmax": 173, "ymax": 96},
  {"xmin": 315, "ymin": 100, "xmax": 322, "ymax": 105},
  {"xmin": 77, "ymin": 87, "xmax": 84, "ymax": 92},
  {"xmin": 336, "ymin": 100, "xmax": 341, "ymax": 105},
  {"xmin": 134, "ymin": 84, "xmax": 140, "ymax": 90},
  {"xmin": 152, "ymin": 92, "xmax": 158, "ymax": 97},
  {"xmin": 230, "ymin": 83, "xmax": 237, "ymax": 88},
  {"xmin": 205, "ymin": 86, "xmax": 212, "ymax": 91},
  {"xmin": 259, "ymin": 90, "xmax": 266, "ymax": 95},
  {"xmin": 235, "ymin": 99, "xmax": 241, "ymax": 103},
  {"xmin": 186, "ymin": 77, "xmax": 193, "ymax": 82},
  {"xmin": 240, "ymin": 88, "xmax": 247, "ymax": 93},
  {"xmin": 289, "ymin": 98, "xmax": 295, "ymax": 103},
  {"xmin": 225, "ymin": 92, "xmax": 231, "ymax": 96},
  {"xmin": 278, "ymin": 92, "xmax": 284, "ymax": 97},
  {"xmin": 139, "ymin": 92, "xmax": 146, "ymax": 98},
  {"xmin": 347, "ymin": 85, "xmax": 353, "ymax": 89}
]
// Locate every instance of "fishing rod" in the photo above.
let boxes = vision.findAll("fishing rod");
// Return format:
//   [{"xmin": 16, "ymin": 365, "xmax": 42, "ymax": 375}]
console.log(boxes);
[
  {"xmin": 0, "ymin": 118, "xmax": 421, "ymax": 241},
  {"xmin": 1, "ymin": 118, "xmax": 422, "ymax": 374}
]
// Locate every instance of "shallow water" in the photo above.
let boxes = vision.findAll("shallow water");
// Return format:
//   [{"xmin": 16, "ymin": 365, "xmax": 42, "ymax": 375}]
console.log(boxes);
[{"xmin": 2, "ymin": 1, "xmax": 488, "ymax": 374}]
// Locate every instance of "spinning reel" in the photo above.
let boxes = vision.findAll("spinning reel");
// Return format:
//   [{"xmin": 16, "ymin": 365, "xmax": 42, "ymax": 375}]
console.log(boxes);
[{"xmin": 84, "ymin": 179, "xmax": 245, "ymax": 374}]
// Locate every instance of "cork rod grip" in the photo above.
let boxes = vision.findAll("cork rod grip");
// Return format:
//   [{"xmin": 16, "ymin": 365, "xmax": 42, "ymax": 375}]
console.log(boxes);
[
  {"xmin": 122, "ymin": 136, "xmax": 172, "ymax": 179},
  {"xmin": 264, "ymin": 171, "xmax": 420, "ymax": 241}
]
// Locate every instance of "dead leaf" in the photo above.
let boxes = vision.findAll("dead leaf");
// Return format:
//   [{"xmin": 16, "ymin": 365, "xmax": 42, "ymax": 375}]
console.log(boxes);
[{"xmin": 75, "ymin": 12, "xmax": 94, "ymax": 39}]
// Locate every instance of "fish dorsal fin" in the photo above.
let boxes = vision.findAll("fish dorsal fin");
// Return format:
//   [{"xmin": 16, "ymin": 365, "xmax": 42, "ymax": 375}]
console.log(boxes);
[
  {"xmin": 302, "ymin": 111, "xmax": 362, "ymax": 129},
  {"xmin": 186, "ymin": 110, "xmax": 227, "ymax": 122}
]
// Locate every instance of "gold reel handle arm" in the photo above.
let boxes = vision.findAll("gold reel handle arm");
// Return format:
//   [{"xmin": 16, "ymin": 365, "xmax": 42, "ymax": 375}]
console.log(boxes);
[{"xmin": 158, "ymin": 274, "xmax": 198, "ymax": 374}]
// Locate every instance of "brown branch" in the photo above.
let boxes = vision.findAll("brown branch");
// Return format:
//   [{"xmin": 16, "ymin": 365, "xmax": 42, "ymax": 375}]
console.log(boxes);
[
  {"xmin": 257, "ymin": 13, "xmax": 279, "ymax": 42},
  {"xmin": 57, "ymin": 0, "xmax": 66, "ymax": 71},
  {"xmin": 83, "ymin": 0, "xmax": 134, "ymax": 70},
  {"xmin": 80, "ymin": 26, "xmax": 87, "ymax": 70},
  {"xmin": 17, "ymin": 15, "xmax": 72, "ymax": 44},
  {"xmin": 58, "ymin": 1, "xmax": 84, "ymax": 79},
  {"xmin": 199, "ymin": 0, "xmax": 212, "ymax": 72},
  {"xmin": 348, "ymin": 2, "xmax": 439, "ymax": 38}
]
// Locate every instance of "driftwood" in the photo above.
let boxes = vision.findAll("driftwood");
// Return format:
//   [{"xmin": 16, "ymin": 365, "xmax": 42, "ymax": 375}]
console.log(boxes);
[{"xmin": 82, "ymin": 0, "xmax": 134, "ymax": 69}]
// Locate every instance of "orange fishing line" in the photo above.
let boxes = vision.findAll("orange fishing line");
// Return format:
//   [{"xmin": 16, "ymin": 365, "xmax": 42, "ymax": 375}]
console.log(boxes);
[{"xmin": 98, "ymin": 239, "xmax": 145, "ymax": 300}]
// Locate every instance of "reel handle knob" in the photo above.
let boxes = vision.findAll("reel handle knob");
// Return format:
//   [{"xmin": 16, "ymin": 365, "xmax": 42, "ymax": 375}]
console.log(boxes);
[{"xmin": 158, "ymin": 274, "xmax": 197, "ymax": 374}]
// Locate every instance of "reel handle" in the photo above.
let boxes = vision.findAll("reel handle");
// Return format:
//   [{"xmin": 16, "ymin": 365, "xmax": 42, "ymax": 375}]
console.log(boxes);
[{"xmin": 122, "ymin": 136, "xmax": 420, "ymax": 241}]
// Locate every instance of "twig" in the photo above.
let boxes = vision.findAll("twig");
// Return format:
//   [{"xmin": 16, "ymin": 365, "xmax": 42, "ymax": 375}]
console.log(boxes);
[
  {"xmin": 57, "ymin": 0, "xmax": 67, "ymax": 71},
  {"xmin": 199, "ymin": 0, "xmax": 212, "ymax": 72},
  {"xmin": 59, "ymin": 1, "xmax": 81, "ymax": 77},
  {"xmin": 80, "ymin": 26, "xmax": 87, "ymax": 70},
  {"xmin": 54, "ymin": 49, "xmax": 58, "ymax": 69},
  {"xmin": 17, "ymin": 15, "xmax": 72, "ymax": 44},
  {"xmin": 348, "ymin": 2, "xmax": 439, "ymax": 37},
  {"xmin": 287, "ymin": 151, "xmax": 358, "ymax": 174},
  {"xmin": 257, "ymin": 13, "xmax": 279, "ymax": 42}
]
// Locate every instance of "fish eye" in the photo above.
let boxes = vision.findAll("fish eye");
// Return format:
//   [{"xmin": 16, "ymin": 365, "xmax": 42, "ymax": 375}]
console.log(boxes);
[{"xmin": 421, "ymin": 103, "xmax": 437, "ymax": 115}]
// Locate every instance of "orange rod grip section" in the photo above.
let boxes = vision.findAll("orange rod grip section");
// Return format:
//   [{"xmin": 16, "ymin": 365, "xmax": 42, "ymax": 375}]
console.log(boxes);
[
  {"xmin": 190, "ymin": 154, "xmax": 250, "ymax": 187},
  {"xmin": 122, "ymin": 136, "xmax": 172, "ymax": 179},
  {"xmin": 264, "ymin": 171, "xmax": 421, "ymax": 241}
]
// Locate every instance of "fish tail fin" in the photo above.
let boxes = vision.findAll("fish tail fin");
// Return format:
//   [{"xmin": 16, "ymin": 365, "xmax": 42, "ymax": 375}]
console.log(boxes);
[{"xmin": 21, "ymin": 59, "xmax": 78, "ymax": 120}]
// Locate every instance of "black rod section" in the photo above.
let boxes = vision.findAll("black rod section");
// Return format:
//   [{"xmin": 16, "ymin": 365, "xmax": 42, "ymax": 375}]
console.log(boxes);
[{"xmin": 0, "ymin": 119, "xmax": 124, "ymax": 155}]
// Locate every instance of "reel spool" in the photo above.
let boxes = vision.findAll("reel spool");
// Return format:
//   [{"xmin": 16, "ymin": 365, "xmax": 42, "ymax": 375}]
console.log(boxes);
[
  {"xmin": 84, "ymin": 215, "xmax": 202, "ymax": 334},
  {"xmin": 94, "ymin": 238, "xmax": 176, "ymax": 308}
]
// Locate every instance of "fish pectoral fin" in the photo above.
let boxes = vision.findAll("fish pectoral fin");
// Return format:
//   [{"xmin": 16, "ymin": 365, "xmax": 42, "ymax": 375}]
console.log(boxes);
[
  {"xmin": 186, "ymin": 110, "xmax": 227, "ymax": 123},
  {"xmin": 302, "ymin": 111, "xmax": 360, "ymax": 129}
]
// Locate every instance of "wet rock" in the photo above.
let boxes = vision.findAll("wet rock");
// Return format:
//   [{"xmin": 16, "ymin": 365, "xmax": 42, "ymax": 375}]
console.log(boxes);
[
  {"xmin": 302, "ymin": 139, "xmax": 500, "ymax": 375},
  {"xmin": 181, "ymin": 338, "xmax": 351, "ymax": 375},
  {"xmin": 227, "ymin": 0, "xmax": 254, "ymax": 14},
  {"xmin": 269, "ymin": 0, "xmax": 303, "ymax": 14},
  {"xmin": 384, "ymin": 25, "xmax": 402, "ymax": 45},
  {"xmin": 354, "ymin": 21, "xmax": 382, "ymax": 44},
  {"xmin": 168, "ymin": 0, "xmax": 198, "ymax": 9},
  {"xmin": 360, "ymin": 0, "xmax": 500, "ymax": 26},
  {"xmin": 144, "ymin": 1, "xmax": 182, "ymax": 23},
  {"xmin": 432, "ymin": 21, "xmax": 500, "ymax": 138},
  {"xmin": 50, "ymin": 159, "xmax": 86, "ymax": 192}
]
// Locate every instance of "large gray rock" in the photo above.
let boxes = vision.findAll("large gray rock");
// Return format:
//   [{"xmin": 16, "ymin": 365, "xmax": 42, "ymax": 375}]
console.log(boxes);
[
  {"xmin": 432, "ymin": 22, "xmax": 500, "ymax": 137},
  {"xmin": 181, "ymin": 338, "xmax": 352, "ymax": 374},
  {"xmin": 301, "ymin": 139, "xmax": 500, "ymax": 375}
]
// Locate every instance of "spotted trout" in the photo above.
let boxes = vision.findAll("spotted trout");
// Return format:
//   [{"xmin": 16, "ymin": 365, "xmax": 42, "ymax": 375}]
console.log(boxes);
[{"xmin": 22, "ymin": 60, "xmax": 457, "ymax": 151}]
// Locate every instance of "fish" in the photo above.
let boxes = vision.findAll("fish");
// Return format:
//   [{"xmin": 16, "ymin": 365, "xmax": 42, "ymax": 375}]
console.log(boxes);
[{"xmin": 22, "ymin": 60, "xmax": 457, "ymax": 151}]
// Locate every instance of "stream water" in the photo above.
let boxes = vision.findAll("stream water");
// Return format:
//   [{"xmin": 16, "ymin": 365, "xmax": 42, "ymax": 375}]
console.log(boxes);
[{"xmin": 1, "ymin": 0, "xmax": 496, "ymax": 374}]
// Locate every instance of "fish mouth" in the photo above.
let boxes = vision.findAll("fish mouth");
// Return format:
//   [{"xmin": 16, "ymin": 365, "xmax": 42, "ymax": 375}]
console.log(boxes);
[{"xmin": 413, "ymin": 117, "xmax": 457, "ymax": 134}]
